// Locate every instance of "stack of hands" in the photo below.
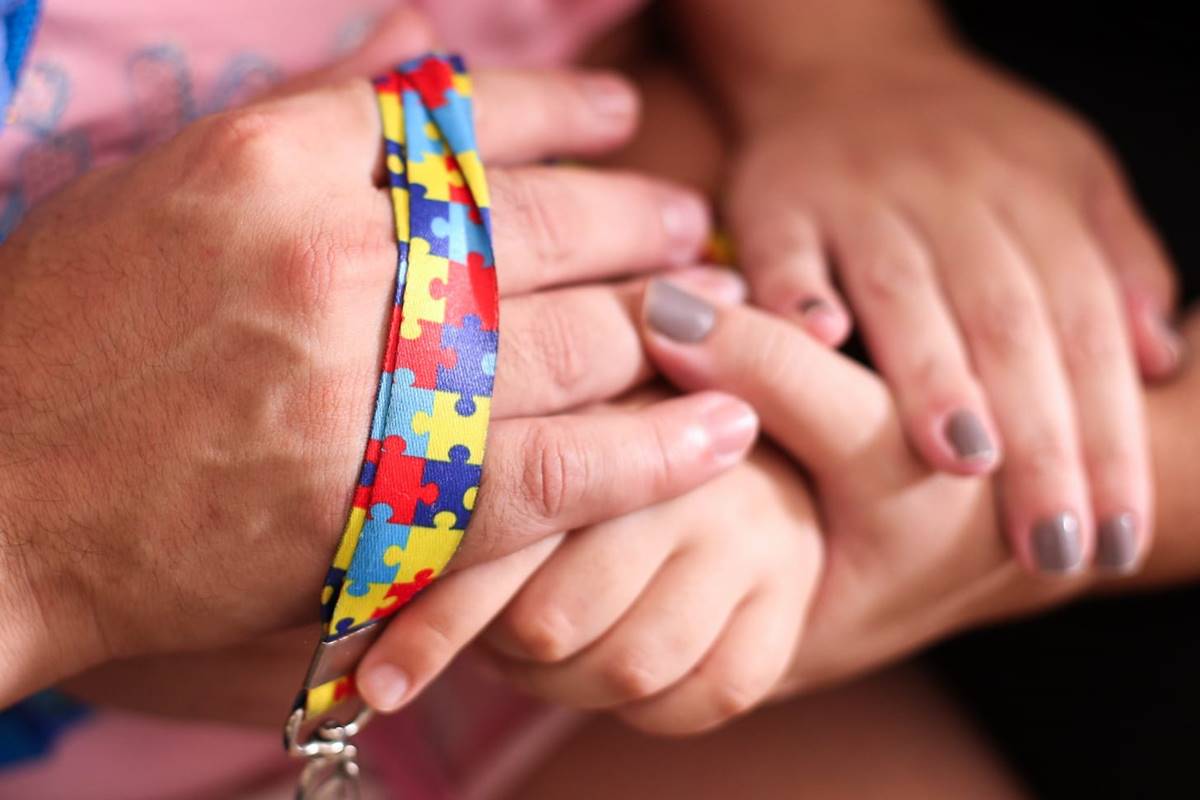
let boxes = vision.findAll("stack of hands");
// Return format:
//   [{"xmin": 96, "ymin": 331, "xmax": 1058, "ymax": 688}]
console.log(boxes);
[{"xmin": 1, "ymin": 12, "xmax": 1197, "ymax": 739}]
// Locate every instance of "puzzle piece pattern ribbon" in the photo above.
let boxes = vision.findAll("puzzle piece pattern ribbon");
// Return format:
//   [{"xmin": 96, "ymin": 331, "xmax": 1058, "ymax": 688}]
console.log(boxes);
[{"xmin": 295, "ymin": 53, "xmax": 497, "ymax": 723}]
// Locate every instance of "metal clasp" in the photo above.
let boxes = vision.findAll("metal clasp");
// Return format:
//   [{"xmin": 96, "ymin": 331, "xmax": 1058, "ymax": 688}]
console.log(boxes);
[{"xmin": 286, "ymin": 707, "xmax": 375, "ymax": 800}]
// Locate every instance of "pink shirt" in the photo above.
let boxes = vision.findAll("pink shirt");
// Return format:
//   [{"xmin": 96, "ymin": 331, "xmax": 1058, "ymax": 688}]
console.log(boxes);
[{"xmin": 0, "ymin": 0, "xmax": 643, "ymax": 796}]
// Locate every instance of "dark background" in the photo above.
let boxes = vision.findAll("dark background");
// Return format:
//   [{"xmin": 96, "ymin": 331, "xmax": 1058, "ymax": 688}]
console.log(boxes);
[{"xmin": 935, "ymin": 4, "xmax": 1199, "ymax": 797}]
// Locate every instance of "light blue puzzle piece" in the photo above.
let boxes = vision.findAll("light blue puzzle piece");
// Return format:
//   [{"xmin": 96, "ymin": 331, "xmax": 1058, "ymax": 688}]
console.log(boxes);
[
  {"xmin": 345, "ymin": 502, "xmax": 413, "ymax": 584},
  {"xmin": 382, "ymin": 367, "xmax": 435, "ymax": 457}
]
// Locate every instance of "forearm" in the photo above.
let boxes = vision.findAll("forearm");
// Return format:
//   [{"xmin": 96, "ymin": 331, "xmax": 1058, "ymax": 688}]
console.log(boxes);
[
  {"xmin": 667, "ymin": 0, "xmax": 953, "ymax": 126},
  {"xmin": 1127, "ymin": 379, "xmax": 1200, "ymax": 588}
]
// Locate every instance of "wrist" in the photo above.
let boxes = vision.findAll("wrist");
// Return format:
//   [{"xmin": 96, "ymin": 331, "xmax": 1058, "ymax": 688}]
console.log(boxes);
[
  {"xmin": 716, "ymin": 29, "xmax": 972, "ymax": 135},
  {"xmin": 0, "ymin": 490, "xmax": 107, "ymax": 706}
]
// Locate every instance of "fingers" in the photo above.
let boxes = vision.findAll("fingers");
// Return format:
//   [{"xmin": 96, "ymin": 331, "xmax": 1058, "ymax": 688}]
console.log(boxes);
[
  {"xmin": 616, "ymin": 584, "xmax": 803, "ymax": 736},
  {"xmin": 356, "ymin": 533, "xmax": 561, "ymax": 712},
  {"xmin": 910, "ymin": 198, "xmax": 1092, "ymax": 575},
  {"xmin": 639, "ymin": 279, "xmax": 908, "ymax": 484},
  {"xmin": 450, "ymin": 391, "xmax": 758, "ymax": 569},
  {"xmin": 998, "ymin": 192, "xmax": 1152, "ymax": 573},
  {"xmin": 473, "ymin": 69, "xmax": 640, "ymax": 165},
  {"xmin": 490, "ymin": 166, "xmax": 710, "ymax": 295},
  {"xmin": 492, "ymin": 278, "xmax": 648, "ymax": 418},
  {"xmin": 492, "ymin": 268, "xmax": 745, "ymax": 419},
  {"xmin": 484, "ymin": 504, "xmax": 679, "ymax": 663},
  {"xmin": 1085, "ymin": 170, "xmax": 1184, "ymax": 380},
  {"xmin": 730, "ymin": 204, "xmax": 852, "ymax": 346},
  {"xmin": 824, "ymin": 201, "xmax": 1000, "ymax": 475},
  {"xmin": 496, "ymin": 547, "xmax": 751, "ymax": 710}
]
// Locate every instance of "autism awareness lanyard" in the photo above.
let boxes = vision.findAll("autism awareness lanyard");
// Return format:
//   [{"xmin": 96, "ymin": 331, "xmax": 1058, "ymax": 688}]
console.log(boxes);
[{"xmin": 284, "ymin": 53, "xmax": 498, "ymax": 798}]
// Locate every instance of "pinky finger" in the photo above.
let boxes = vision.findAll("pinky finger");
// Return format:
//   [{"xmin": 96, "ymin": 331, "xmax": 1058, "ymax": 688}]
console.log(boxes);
[
  {"xmin": 356, "ymin": 534, "xmax": 562, "ymax": 712},
  {"xmin": 735, "ymin": 210, "xmax": 852, "ymax": 346},
  {"xmin": 615, "ymin": 585, "xmax": 804, "ymax": 737},
  {"xmin": 1086, "ymin": 171, "xmax": 1184, "ymax": 379}
]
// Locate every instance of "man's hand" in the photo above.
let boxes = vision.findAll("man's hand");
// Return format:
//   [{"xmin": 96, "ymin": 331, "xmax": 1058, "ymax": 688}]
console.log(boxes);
[{"xmin": 0, "ymin": 71, "xmax": 758, "ymax": 706}]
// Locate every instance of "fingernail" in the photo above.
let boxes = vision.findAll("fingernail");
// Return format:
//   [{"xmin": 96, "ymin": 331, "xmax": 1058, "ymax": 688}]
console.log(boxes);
[
  {"xmin": 795, "ymin": 296, "xmax": 847, "ymax": 344},
  {"xmin": 359, "ymin": 663, "xmax": 409, "ymax": 712},
  {"xmin": 661, "ymin": 194, "xmax": 709, "ymax": 259},
  {"xmin": 798, "ymin": 297, "xmax": 829, "ymax": 316},
  {"xmin": 582, "ymin": 75, "xmax": 636, "ymax": 120},
  {"xmin": 703, "ymin": 397, "xmax": 758, "ymax": 461},
  {"xmin": 943, "ymin": 409, "xmax": 995, "ymax": 463},
  {"xmin": 1096, "ymin": 512, "xmax": 1139, "ymax": 573},
  {"xmin": 646, "ymin": 279, "xmax": 716, "ymax": 343},
  {"xmin": 1032, "ymin": 512, "xmax": 1084, "ymax": 574},
  {"xmin": 1159, "ymin": 316, "xmax": 1187, "ymax": 370}
]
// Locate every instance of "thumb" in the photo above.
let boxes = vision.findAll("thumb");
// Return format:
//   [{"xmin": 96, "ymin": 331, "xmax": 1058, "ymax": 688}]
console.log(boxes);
[{"xmin": 269, "ymin": 6, "xmax": 437, "ymax": 98}]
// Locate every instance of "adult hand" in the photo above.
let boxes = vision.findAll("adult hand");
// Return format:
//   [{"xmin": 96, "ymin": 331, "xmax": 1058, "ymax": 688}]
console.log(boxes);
[
  {"xmin": 0, "ymin": 71, "xmax": 755, "ymax": 706},
  {"xmin": 724, "ymin": 38, "xmax": 1181, "ymax": 575},
  {"xmin": 638, "ymin": 281, "xmax": 1200, "ymax": 703}
]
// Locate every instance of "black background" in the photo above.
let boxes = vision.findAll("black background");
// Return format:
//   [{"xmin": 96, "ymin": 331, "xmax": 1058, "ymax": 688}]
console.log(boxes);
[{"xmin": 935, "ymin": 4, "xmax": 1199, "ymax": 797}]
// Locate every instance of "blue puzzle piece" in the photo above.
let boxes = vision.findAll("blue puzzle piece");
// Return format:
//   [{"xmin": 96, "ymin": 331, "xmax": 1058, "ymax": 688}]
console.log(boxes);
[
  {"xmin": 409, "ymin": 182, "xmax": 452, "ymax": 259},
  {"xmin": 320, "ymin": 566, "xmax": 347, "ymax": 624},
  {"xmin": 377, "ymin": 367, "xmax": 435, "ymax": 457},
  {"xmin": 430, "ymin": 202, "xmax": 493, "ymax": 266},
  {"xmin": 414, "ymin": 445, "xmax": 481, "ymax": 528},
  {"xmin": 436, "ymin": 315, "xmax": 497, "ymax": 413},
  {"xmin": 428, "ymin": 88, "xmax": 476, "ymax": 156},
  {"xmin": 345, "ymin": 502, "xmax": 413, "ymax": 584},
  {"xmin": 402, "ymin": 90, "xmax": 445, "ymax": 161}
]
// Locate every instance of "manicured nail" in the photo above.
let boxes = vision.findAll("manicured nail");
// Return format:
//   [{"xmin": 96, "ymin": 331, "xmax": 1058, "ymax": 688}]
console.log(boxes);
[
  {"xmin": 943, "ymin": 409, "xmax": 995, "ymax": 463},
  {"xmin": 661, "ymin": 194, "xmax": 709, "ymax": 259},
  {"xmin": 1159, "ymin": 316, "xmax": 1187, "ymax": 370},
  {"xmin": 359, "ymin": 663, "xmax": 409, "ymax": 712},
  {"xmin": 1096, "ymin": 512, "xmax": 1139, "ymax": 573},
  {"xmin": 1032, "ymin": 512, "xmax": 1084, "ymax": 574},
  {"xmin": 667, "ymin": 267, "xmax": 748, "ymax": 305},
  {"xmin": 703, "ymin": 397, "xmax": 759, "ymax": 461},
  {"xmin": 582, "ymin": 75, "xmax": 636, "ymax": 120},
  {"xmin": 646, "ymin": 280, "xmax": 716, "ymax": 343}
]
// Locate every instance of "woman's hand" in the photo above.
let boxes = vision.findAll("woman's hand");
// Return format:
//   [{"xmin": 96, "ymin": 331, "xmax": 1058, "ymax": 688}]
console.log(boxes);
[
  {"xmin": 722, "ymin": 39, "xmax": 1181, "ymax": 576},
  {"xmin": 0, "ymin": 70, "xmax": 756, "ymax": 705},
  {"xmin": 637, "ymin": 281, "xmax": 1200, "ymax": 703}
]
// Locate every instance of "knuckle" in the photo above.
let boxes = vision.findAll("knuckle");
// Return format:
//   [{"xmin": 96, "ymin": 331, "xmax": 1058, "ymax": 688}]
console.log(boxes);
[
  {"xmin": 508, "ymin": 171, "xmax": 579, "ymax": 269},
  {"xmin": 519, "ymin": 421, "xmax": 586, "ymax": 524},
  {"xmin": 502, "ymin": 604, "xmax": 576, "ymax": 663},
  {"xmin": 526, "ymin": 299, "xmax": 589, "ymax": 397},
  {"xmin": 1057, "ymin": 309, "xmax": 1127, "ymax": 374},
  {"xmin": 1013, "ymin": 435, "xmax": 1076, "ymax": 484},
  {"xmin": 851, "ymin": 248, "xmax": 930, "ymax": 307},
  {"xmin": 964, "ymin": 285, "xmax": 1046, "ymax": 361},
  {"xmin": 272, "ymin": 206, "xmax": 392, "ymax": 313},
  {"xmin": 603, "ymin": 648, "xmax": 666, "ymax": 701},
  {"xmin": 187, "ymin": 108, "xmax": 292, "ymax": 189},
  {"xmin": 705, "ymin": 667, "xmax": 770, "ymax": 720}
]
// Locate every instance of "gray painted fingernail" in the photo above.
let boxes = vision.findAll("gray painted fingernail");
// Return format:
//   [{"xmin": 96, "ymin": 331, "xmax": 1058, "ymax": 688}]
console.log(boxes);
[
  {"xmin": 1032, "ymin": 512, "xmax": 1084, "ymax": 574},
  {"xmin": 645, "ymin": 280, "xmax": 716, "ymax": 343},
  {"xmin": 1097, "ymin": 512, "xmax": 1139, "ymax": 573},
  {"xmin": 944, "ymin": 409, "xmax": 995, "ymax": 462},
  {"xmin": 798, "ymin": 297, "xmax": 829, "ymax": 315}
]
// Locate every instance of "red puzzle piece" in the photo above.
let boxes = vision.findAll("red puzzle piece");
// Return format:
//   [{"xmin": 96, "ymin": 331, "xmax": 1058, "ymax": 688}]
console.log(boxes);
[
  {"xmin": 436, "ymin": 252, "xmax": 498, "ymax": 330},
  {"xmin": 387, "ymin": 318, "xmax": 456, "ymax": 387},
  {"xmin": 370, "ymin": 568, "xmax": 435, "ymax": 622},
  {"xmin": 371, "ymin": 436, "xmax": 439, "ymax": 524},
  {"xmin": 404, "ymin": 57, "xmax": 454, "ymax": 109}
]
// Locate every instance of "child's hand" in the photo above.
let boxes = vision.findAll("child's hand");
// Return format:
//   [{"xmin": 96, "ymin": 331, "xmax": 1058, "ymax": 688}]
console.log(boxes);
[{"xmin": 722, "ymin": 41, "xmax": 1179, "ymax": 575}]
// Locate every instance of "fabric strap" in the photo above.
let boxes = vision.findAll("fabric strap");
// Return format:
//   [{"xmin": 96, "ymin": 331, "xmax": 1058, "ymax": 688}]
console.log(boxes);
[{"xmin": 291, "ymin": 52, "xmax": 498, "ymax": 733}]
